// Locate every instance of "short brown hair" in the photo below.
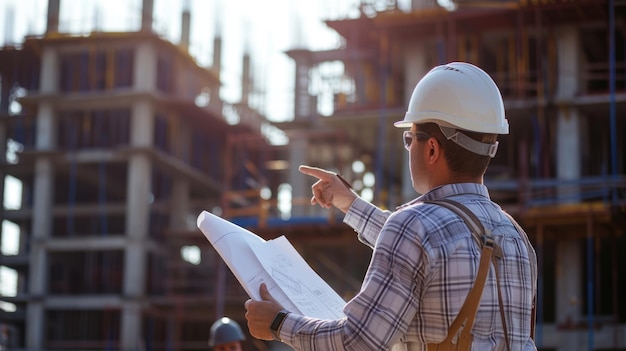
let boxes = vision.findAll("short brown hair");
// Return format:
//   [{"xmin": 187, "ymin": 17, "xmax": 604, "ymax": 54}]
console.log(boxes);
[{"xmin": 417, "ymin": 123, "xmax": 497, "ymax": 178}]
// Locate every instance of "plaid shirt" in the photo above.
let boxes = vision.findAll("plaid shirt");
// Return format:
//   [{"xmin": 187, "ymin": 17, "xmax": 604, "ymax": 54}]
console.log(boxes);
[{"xmin": 279, "ymin": 183, "xmax": 537, "ymax": 351}]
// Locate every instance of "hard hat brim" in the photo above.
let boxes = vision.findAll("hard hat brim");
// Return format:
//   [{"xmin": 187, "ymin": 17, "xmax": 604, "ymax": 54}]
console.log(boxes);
[{"xmin": 394, "ymin": 114, "xmax": 509, "ymax": 134}]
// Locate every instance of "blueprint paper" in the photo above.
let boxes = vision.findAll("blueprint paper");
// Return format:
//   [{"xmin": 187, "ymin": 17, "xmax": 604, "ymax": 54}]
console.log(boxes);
[{"xmin": 196, "ymin": 211, "xmax": 346, "ymax": 320}]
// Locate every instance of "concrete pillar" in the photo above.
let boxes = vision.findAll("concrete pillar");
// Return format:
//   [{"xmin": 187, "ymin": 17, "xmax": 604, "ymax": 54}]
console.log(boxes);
[
  {"xmin": 180, "ymin": 6, "xmax": 191, "ymax": 52},
  {"xmin": 213, "ymin": 36, "xmax": 222, "ymax": 80},
  {"xmin": 400, "ymin": 42, "xmax": 429, "ymax": 202},
  {"xmin": 140, "ymin": 0, "xmax": 154, "ymax": 33},
  {"xmin": 555, "ymin": 27, "xmax": 580, "ymax": 99},
  {"xmin": 288, "ymin": 138, "xmax": 311, "ymax": 217},
  {"xmin": 209, "ymin": 36, "xmax": 223, "ymax": 114},
  {"xmin": 26, "ymin": 303, "xmax": 44, "ymax": 350},
  {"xmin": 25, "ymin": 46, "xmax": 59, "ymax": 347},
  {"xmin": 30, "ymin": 159, "xmax": 54, "ymax": 292},
  {"xmin": 124, "ymin": 151, "xmax": 151, "ymax": 293},
  {"xmin": 290, "ymin": 50, "xmax": 314, "ymax": 121},
  {"xmin": 134, "ymin": 43, "xmax": 156, "ymax": 92},
  {"xmin": 130, "ymin": 101, "xmax": 154, "ymax": 147},
  {"xmin": 556, "ymin": 107, "xmax": 581, "ymax": 202},
  {"xmin": 555, "ymin": 26, "xmax": 582, "ymax": 203},
  {"xmin": 121, "ymin": 303, "xmax": 143, "ymax": 351},
  {"xmin": 241, "ymin": 53, "xmax": 251, "ymax": 106},
  {"xmin": 40, "ymin": 47, "xmax": 59, "ymax": 94},
  {"xmin": 121, "ymin": 100, "xmax": 154, "ymax": 350},
  {"xmin": 555, "ymin": 238, "xmax": 583, "ymax": 350},
  {"xmin": 46, "ymin": 0, "xmax": 60, "ymax": 34}
]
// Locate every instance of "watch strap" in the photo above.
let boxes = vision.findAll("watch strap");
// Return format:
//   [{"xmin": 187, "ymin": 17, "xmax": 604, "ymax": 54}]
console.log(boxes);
[{"xmin": 270, "ymin": 310, "xmax": 290, "ymax": 341}]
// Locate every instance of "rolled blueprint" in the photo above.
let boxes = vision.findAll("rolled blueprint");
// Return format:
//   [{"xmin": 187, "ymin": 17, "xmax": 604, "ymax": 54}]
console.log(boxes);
[{"xmin": 197, "ymin": 210, "xmax": 346, "ymax": 320}]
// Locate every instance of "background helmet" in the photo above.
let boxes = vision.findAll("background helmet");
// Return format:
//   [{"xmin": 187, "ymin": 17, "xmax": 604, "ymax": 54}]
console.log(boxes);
[
  {"xmin": 208, "ymin": 317, "xmax": 245, "ymax": 348},
  {"xmin": 395, "ymin": 62, "xmax": 509, "ymax": 135}
]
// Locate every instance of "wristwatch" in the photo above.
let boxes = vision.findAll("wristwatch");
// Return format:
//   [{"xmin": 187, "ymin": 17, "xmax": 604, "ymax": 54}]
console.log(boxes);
[{"xmin": 270, "ymin": 310, "xmax": 290, "ymax": 341}]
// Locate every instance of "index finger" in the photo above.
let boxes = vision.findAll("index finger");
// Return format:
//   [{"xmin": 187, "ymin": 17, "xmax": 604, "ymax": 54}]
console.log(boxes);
[{"xmin": 298, "ymin": 165, "xmax": 335, "ymax": 181}]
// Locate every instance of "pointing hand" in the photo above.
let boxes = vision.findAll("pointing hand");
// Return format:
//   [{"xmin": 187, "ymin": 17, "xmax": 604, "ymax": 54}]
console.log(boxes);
[{"xmin": 298, "ymin": 165, "xmax": 357, "ymax": 213}]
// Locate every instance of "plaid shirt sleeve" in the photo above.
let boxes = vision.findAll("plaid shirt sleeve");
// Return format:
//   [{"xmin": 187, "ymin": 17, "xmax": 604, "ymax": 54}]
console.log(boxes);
[
  {"xmin": 280, "ymin": 204, "xmax": 427, "ymax": 350},
  {"xmin": 344, "ymin": 197, "xmax": 393, "ymax": 248}
]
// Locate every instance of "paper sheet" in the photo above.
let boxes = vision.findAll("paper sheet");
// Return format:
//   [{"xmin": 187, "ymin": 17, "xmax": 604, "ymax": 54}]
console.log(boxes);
[{"xmin": 197, "ymin": 211, "xmax": 346, "ymax": 320}]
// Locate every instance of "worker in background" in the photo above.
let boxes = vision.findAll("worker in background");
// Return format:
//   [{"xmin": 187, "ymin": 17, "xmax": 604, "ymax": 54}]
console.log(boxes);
[
  {"xmin": 244, "ymin": 62, "xmax": 537, "ymax": 350},
  {"xmin": 209, "ymin": 317, "xmax": 246, "ymax": 351}
]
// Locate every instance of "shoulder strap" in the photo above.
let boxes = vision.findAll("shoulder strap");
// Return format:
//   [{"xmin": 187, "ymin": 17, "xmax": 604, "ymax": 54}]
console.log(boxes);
[{"xmin": 424, "ymin": 200, "xmax": 511, "ymax": 351}]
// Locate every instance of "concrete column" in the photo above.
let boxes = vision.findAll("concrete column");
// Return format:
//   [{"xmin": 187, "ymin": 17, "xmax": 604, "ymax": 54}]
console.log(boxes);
[
  {"xmin": 209, "ymin": 36, "xmax": 223, "ymax": 114},
  {"xmin": 555, "ymin": 26, "xmax": 582, "ymax": 203},
  {"xmin": 27, "ymin": 99, "xmax": 57, "ymax": 351},
  {"xmin": 241, "ymin": 53, "xmax": 251, "ymax": 106},
  {"xmin": 212, "ymin": 36, "xmax": 222, "ymax": 81},
  {"xmin": 121, "ymin": 303, "xmax": 142, "ymax": 351},
  {"xmin": 130, "ymin": 100, "xmax": 154, "ymax": 147},
  {"xmin": 556, "ymin": 107, "xmax": 581, "ymax": 202},
  {"xmin": 26, "ymin": 303, "xmax": 44, "ymax": 350},
  {"xmin": 46, "ymin": 0, "xmax": 60, "ymax": 34},
  {"xmin": 134, "ymin": 43, "xmax": 156, "ymax": 92},
  {"xmin": 555, "ymin": 238, "xmax": 583, "ymax": 350},
  {"xmin": 40, "ymin": 47, "xmax": 59, "ymax": 94},
  {"xmin": 289, "ymin": 138, "xmax": 311, "ymax": 217},
  {"xmin": 121, "ymin": 100, "xmax": 154, "ymax": 350},
  {"xmin": 400, "ymin": 42, "xmax": 428, "ymax": 202},
  {"xmin": 140, "ymin": 0, "xmax": 154, "ymax": 33},
  {"xmin": 290, "ymin": 50, "xmax": 314, "ymax": 121},
  {"xmin": 180, "ymin": 6, "xmax": 190, "ymax": 52},
  {"xmin": 555, "ymin": 27, "xmax": 580, "ymax": 99},
  {"xmin": 30, "ymin": 160, "xmax": 53, "ymax": 293}
]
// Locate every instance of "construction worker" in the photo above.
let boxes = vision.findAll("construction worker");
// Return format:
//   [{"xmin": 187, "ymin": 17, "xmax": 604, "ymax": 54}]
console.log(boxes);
[
  {"xmin": 209, "ymin": 317, "xmax": 246, "ymax": 351},
  {"xmin": 244, "ymin": 62, "xmax": 537, "ymax": 350}
]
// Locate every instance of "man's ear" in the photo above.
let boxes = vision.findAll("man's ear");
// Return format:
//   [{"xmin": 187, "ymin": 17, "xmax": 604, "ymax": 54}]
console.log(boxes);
[{"xmin": 428, "ymin": 138, "xmax": 441, "ymax": 164}]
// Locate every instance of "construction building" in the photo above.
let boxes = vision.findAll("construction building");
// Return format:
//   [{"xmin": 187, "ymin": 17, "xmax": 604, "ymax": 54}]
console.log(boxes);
[
  {"xmin": 0, "ymin": 0, "xmax": 291, "ymax": 350},
  {"xmin": 0, "ymin": 0, "xmax": 625, "ymax": 351}
]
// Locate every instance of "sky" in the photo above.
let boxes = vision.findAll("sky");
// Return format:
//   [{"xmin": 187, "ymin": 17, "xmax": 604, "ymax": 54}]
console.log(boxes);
[{"xmin": 0, "ymin": 0, "xmax": 357, "ymax": 122}]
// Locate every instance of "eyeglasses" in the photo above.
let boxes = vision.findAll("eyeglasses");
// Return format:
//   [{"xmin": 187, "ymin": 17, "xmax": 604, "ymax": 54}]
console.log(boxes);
[{"xmin": 403, "ymin": 130, "xmax": 431, "ymax": 150}]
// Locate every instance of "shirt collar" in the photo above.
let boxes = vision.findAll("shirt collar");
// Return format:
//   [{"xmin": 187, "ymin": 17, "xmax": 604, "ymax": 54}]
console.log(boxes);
[{"xmin": 396, "ymin": 183, "xmax": 490, "ymax": 210}]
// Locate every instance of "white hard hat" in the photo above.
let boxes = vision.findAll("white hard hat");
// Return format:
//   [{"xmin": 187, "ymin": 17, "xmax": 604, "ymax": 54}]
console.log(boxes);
[{"xmin": 395, "ymin": 62, "xmax": 509, "ymax": 134}]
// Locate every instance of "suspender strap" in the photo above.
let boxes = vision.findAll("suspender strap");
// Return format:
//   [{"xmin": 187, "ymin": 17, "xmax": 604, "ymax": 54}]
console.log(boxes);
[
  {"xmin": 424, "ymin": 200, "xmax": 511, "ymax": 351},
  {"xmin": 492, "ymin": 256, "xmax": 512, "ymax": 349},
  {"xmin": 427, "ymin": 240, "xmax": 494, "ymax": 351}
]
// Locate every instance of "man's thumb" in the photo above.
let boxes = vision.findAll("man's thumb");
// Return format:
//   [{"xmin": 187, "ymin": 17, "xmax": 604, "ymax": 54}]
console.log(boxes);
[{"xmin": 259, "ymin": 283, "xmax": 276, "ymax": 302}]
